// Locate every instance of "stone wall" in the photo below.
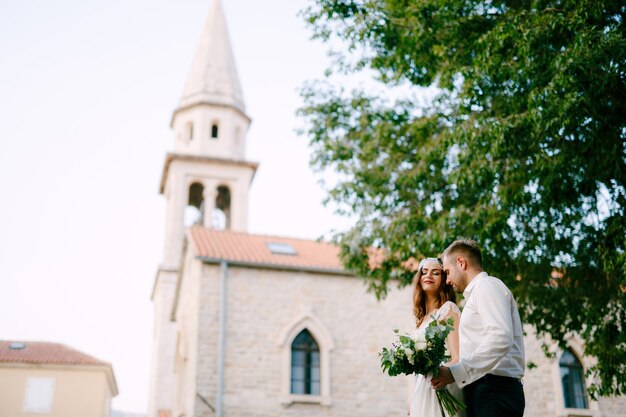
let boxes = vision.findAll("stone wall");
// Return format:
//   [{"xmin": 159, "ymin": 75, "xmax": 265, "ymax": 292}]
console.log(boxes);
[
  {"xmin": 522, "ymin": 328, "xmax": 626, "ymax": 417},
  {"xmin": 192, "ymin": 263, "xmax": 414, "ymax": 417},
  {"xmin": 177, "ymin": 259, "xmax": 626, "ymax": 417}
]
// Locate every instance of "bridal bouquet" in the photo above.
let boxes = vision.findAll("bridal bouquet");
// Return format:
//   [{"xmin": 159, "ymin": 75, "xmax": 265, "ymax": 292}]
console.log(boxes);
[{"xmin": 379, "ymin": 316, "xmax": 466, "ymax": 417}]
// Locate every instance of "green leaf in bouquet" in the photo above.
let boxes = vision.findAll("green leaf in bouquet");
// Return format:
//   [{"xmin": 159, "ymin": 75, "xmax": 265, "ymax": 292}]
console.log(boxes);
[{"xmin": 398, "ymin": 335, "xmax": 412, "ymax": 345}]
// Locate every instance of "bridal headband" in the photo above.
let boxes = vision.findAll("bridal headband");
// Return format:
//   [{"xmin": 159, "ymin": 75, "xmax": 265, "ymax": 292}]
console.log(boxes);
[{"xmin": 418, "ymin": 257, "xmax": 443, "ymax": 269}]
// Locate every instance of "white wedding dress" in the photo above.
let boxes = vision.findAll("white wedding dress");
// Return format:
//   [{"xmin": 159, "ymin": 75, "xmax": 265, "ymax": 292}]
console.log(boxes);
[{"xmin": 409, "ymin": 301, "xmax": 464, "ymax": 417}]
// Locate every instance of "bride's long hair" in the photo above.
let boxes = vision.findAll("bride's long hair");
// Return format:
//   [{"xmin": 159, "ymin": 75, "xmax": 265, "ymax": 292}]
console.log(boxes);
[{"xmin": 412, "ymin": 258, "xmax": 457, "ymax": 327}]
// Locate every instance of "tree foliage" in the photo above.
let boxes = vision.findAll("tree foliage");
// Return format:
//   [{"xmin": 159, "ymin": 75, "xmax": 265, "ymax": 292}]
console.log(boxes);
[{"xmin": 298, "ymin": 0, "xmax": 626, "ymax": 397}]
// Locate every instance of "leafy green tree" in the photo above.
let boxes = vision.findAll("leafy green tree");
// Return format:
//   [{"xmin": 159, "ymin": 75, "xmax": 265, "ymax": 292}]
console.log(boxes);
[{"xmin": 298, "ymin": 0, "xmax": 625, "ymax": 397}]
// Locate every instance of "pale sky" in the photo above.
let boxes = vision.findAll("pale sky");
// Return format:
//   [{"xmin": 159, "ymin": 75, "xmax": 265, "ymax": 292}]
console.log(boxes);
[{"xmin": 0, "ymin": 0, "xmax": 355, "ymax": 413}]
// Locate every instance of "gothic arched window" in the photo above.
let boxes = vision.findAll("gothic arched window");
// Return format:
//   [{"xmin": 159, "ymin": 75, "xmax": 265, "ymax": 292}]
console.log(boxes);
[
  {"xmin": 290, "ymin": 329, "xmax": 320, "ymax": 395},
  {"xmin": 211, "ymin": 123, "xmax": 219, "ymax": 139},
  {"xmin": 560, "ymin": 349, "xmax": 588, "ymax": 409}
]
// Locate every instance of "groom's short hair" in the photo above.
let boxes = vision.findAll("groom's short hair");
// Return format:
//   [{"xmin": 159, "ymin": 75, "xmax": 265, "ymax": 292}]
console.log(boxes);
[{"xmin": 443, "ymin": 239, "xmax": 483, "ymax": 268}]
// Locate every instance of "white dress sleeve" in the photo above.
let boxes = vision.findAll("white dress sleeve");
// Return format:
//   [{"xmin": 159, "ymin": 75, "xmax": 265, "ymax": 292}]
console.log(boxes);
[{"xmin": 437, "ymin": 300, "xmax": 461, "ymax": 318}]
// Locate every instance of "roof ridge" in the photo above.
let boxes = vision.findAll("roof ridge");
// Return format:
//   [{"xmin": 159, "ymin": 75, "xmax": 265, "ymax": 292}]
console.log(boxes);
[
  {"xmin": 0, "ymin": 340, "xmax": 109, "ymax": 366},
  {"xmin": 187, "ymin": 227, "xmax": 344, "ymax": 272},
  {"xmin": 190, "ymin": 225, "xmax": 335, "ymax": 245}
]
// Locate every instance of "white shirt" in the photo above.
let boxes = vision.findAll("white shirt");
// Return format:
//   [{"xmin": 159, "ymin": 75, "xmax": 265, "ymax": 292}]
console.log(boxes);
[{"xmin": 449, "ymin": 272, "xmax": 525, "ymax": 388}]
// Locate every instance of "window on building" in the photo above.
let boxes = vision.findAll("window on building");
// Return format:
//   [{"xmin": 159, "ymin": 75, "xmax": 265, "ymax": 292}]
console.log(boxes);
[
  {"xmin": 267, "ymin": 242, "xmax": 297, "ymax": 255},
  {"xmin": 234, "ymin": 126, "xmax": 241, "ymax": 148},
  {"xmin": 211, "ymin": 123, "xmax": 219, "ymax": 139},
  {"xmin": 23, "ymin": 377, "xmax": 55, "ymax": 413},
  {"xmin": 560, "ymin": 349, "xmax": 589, "ymax": 409},
  {"xmin": 185, "ymin": 121, "xmax": 194, "ymax": 141},
  {"xmin": 291, "ymin": 329, "xmax": 320, "ymax": 395}
]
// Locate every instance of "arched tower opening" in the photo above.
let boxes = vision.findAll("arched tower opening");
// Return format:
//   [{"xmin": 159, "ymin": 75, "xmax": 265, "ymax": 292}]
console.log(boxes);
[
  {"xmin": 184, "ymin": 182, "xmax": 204, "ymax": 226},
  {"xmin": 212, "ymin": 185, "xmax": 231, "ymax": 230}
]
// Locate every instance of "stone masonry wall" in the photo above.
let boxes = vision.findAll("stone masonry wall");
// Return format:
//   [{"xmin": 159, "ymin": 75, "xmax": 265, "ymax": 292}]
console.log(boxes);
[
  {"xmin": 522, "ymin": 328, "xmax": 626, "ymax": 417},
  {"xmin": 186, "ymin": 260, "xmax": 626, "ymax": 417},
  {"xmin": 193, "ymin": 262, "xmax": 222, "ymax": 417},
  {"xmin": 194, "ymin": 264, "xmax": 415, "ymax": 417}
]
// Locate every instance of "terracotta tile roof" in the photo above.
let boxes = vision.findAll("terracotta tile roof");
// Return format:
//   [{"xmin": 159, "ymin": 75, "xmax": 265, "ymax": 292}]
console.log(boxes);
[
  {"xmin": 0, "ymin": 341, "xmax": 109, "ymax": 366},
  {"xmin": 188, "ymin": 227, "xmax": 344, "ymax": 272},
  {"xmin": 158, "ymin": 410, "xmax": 171, "ymax": 417}
]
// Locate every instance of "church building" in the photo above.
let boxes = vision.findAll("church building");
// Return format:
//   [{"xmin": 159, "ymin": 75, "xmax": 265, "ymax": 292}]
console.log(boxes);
[{"xmin": 146, "ymin": 2, "xmax": 626, "ymax": 417}]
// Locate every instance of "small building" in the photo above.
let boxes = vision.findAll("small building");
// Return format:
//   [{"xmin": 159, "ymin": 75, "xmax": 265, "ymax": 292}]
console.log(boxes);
[{"xmin": 0, "ymin": 341, "xmax": 118, "ymax": 417}]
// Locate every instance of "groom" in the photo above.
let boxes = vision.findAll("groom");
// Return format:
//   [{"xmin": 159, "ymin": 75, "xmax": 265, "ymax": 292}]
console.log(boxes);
[{"xmin": 431, "ymin": 239, "xmax": 526, "ymax": 417}]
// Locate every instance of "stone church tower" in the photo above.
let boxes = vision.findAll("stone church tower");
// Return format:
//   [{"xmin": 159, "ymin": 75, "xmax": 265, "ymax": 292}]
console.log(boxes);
[
  {"xmin": 147, "ymin": 2, "xmax": 626, "ymax": 417},
  {"xmin": 148, "ymin": 1, "xmax": 257, "ymax": 416}
]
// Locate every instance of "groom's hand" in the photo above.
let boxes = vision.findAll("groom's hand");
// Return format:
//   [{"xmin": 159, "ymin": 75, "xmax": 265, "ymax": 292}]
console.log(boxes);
[{"xmin": 431, "ymin": 366, "xmax": 455, "ymax": 390}]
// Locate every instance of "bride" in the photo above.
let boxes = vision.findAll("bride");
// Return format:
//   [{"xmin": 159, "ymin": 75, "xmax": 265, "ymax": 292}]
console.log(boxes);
[{"xmin": 409, "ymin": 257, "xmax": 464, "ymax": 417}]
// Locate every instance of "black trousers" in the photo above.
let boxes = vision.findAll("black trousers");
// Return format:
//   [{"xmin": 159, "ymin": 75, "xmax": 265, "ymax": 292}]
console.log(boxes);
[{"xmin": 462, "ymin": 374, "xmax": 525, "ymax": 417}]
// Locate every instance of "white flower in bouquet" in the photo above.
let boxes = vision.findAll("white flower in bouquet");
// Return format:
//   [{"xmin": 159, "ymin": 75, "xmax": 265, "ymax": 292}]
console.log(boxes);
[
  {"xmin": 404, "ymin": 347, "xmax": 415, "ymax": 365},
  {"xmin": 380, "ymin": 317, "xmax": 466, "ymax": 417},
  {"xmin": 414, "ymin": 333, "xmax": 427, "ymax": 351}
]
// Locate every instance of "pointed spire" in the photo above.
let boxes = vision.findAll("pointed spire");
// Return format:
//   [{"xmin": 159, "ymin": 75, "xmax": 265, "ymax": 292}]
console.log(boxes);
[{"xmin": 177, "ymin": 0, "xmax": 245, "ymax": 114}]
